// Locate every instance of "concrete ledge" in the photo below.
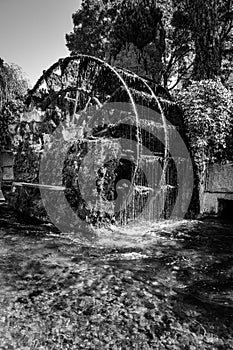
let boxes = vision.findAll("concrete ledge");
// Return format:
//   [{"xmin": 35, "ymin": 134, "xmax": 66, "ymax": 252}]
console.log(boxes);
[{"xmin": 202, "ymin": 192, "xmax": 233, "ymax": 216}]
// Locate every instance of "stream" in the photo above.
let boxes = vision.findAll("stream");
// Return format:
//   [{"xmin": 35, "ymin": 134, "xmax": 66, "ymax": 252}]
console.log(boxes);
[{"xmin": 0, "ymin": 203, "xmax": 233, "ymax": 349}]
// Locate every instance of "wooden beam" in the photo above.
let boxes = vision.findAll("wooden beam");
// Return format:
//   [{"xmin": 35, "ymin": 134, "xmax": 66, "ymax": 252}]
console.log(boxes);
[{"xmin": 13, "ymin": 182, "xmax": 65, "ymax": 191}]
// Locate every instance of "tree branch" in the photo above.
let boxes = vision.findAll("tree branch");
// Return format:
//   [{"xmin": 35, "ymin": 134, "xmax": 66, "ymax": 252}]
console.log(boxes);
[
  {"xmin": 168, "ymin": 61, "xmax": 194, "ymax": 90},
  {"xmin": 164, "ymin": 48, "xmax": 193, "ymax": 88}
]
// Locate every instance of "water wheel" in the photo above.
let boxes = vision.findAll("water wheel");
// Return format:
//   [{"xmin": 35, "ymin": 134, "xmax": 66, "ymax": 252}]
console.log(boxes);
[{"xmin": 12, "ymin": 55, "xmax": 193, "ymax": 231}]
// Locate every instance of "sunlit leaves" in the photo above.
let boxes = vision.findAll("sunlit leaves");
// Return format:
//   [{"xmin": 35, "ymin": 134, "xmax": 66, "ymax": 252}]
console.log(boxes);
[{"xmin": 176, "ymin": 79, "xmax": 233, "ymax": 171}]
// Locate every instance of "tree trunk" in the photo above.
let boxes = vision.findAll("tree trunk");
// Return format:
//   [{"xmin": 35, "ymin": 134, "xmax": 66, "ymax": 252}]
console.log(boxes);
[{"xmin": 193, "ymin": 37, "xmax": 222, "ymax": 80}]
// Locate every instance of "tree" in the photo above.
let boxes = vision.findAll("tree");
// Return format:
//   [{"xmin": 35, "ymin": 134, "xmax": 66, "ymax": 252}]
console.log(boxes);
[
  {"xmin": 161, "ymin": 1, "xmax": 194, "ymax": 89},
  {"xmin": 176, "ymin": 79, "xmax": 233, "ymax": 213},
  {"xmin": 66, "ymin": 0, "xmax": 233, "ymax": 87},
  {"xmin": 172, "ymin": 0, "xmax": 233, "ymax": 81},
  {"xmin": 66, "ymin": 0, "xmax": 111, "ymax": 59},
  {"xmin": 157, "ymin": 0, "xmax": 233, "ymax": 88},
  {"xmin": 0, "ymin": 59, "xmax": 30, "ymax": 150},
  {"xmin": 176, "ymin": 79, "xmax": 233, "ymax": 167},
  {"xmin": 0, "ymin": 59, "xmax": 30, "ymax": 110},
  {"xmin": 66, "ymin": 0, "xmax": 166, "ymax": 83}
]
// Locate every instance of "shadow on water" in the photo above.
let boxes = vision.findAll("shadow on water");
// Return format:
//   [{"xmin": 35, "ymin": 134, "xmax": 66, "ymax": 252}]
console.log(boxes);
[
  {"xmin": 166, "ymin": 218, "xmax": 233, "ymax": 342},
  {"xmin": 1, "ymin": 203, "xmax": 233, "ymax": 347}
]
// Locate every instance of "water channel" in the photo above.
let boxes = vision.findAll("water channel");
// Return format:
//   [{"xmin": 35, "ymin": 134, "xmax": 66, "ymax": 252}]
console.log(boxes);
[{"xmin": 0, "ymin": 203, "xmax": 233, "ymax": 348}]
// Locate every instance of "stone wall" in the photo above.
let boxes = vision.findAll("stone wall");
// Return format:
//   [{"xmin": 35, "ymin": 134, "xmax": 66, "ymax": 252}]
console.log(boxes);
[
  {"xmin": 0, "ymin": 150, "xmax": 14, "ymax": 182},
  {"xmin": 201, "ymin": 163, "xmax": 233, "ymax": 217}
]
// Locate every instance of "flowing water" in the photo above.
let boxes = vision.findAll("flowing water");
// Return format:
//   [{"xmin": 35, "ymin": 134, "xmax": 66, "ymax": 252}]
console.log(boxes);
[
  {"xmin": 0, "ymin": 203, "xmax": 233, "ymax": 348},
  {"xmin": 1, "ymin": 202, "xmax": 233, "ymax": 302}
]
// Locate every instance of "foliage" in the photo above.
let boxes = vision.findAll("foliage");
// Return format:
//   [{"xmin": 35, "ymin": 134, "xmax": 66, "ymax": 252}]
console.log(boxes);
[
  {"xmin": 175, "ymin": 79, "xmax": 233, "ymax": 172},
  {"xmin": 222, "ymin": 30, "xmax": 233, "ymax": 89},
  {"xmin": 161, "ymin": 0, "xmax": 194, "ymax": 88},
  {"xmin": 171, "ymin": 0, "xmax": 233, "ymax": 82},
  {"xmin": 66, "ymin": 0, "xmax": 166, "ymax": 82},
  {"xmin": 109, "ymin": 0, "xmax": 163, "ymax": 54},
  {"xmin": 66, "ymin": 0, "xmax": 164, "ymax": 56},
  {"xmin": 0, "ymin": 59, "xmax": 29, "ymax": 110},
  {"xmin": 0, "ymin": 99, "xmax": 26, "ymax": 151},
  {"xmin": 0, "ymin": 59, "xmax": 30, "ymax": 151},
  {"xmin": 66, "ymin": 0, "xmax": 111, "ymax": 59},
  {"xmin": 66, "ymin": 0, "xmax": 233, "ymax": 88}
]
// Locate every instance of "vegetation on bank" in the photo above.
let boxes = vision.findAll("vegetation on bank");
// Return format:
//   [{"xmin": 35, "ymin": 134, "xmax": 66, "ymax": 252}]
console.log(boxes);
[{"xmin": 175, "ymin": 79, "xmax": 233, "ymax": 170}]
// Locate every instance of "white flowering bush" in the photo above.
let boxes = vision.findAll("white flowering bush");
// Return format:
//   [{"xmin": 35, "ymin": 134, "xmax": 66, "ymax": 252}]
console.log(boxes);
[{"xmin": 175, "ymin": 79, "xmax": 233, "ymax": 172}]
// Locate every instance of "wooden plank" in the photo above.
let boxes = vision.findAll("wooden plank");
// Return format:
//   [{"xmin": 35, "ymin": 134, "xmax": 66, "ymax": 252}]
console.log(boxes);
[{"xmin": 13, "ymin": 182, "xmax": 66, "ymax": 191}]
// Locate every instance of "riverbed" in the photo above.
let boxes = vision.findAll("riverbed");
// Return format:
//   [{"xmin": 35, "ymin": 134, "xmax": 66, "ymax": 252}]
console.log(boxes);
[{"xmin": 0, "ymin": 204, "xmax": 233, "ymax": 349}]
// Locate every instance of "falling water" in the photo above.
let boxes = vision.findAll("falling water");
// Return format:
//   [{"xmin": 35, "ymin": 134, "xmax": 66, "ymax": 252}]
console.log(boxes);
[{"xmin": 5, "ymin": 55, "xmax": 192, "ymax": 229}]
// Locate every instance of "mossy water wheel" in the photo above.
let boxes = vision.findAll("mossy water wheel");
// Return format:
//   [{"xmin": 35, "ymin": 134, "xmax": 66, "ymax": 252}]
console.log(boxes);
[{"xmin": 12, "ymin": 55, "xmax": 188, "ymax": 227}]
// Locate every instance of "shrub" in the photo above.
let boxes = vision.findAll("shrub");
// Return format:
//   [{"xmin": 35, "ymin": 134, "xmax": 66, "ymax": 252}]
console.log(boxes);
[{"xmin": 175, "ymin": 79, "xmax": 233, "ymax": 172}]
